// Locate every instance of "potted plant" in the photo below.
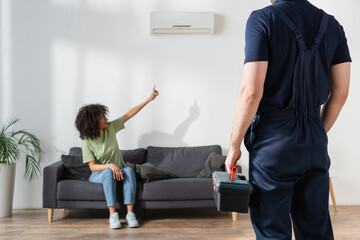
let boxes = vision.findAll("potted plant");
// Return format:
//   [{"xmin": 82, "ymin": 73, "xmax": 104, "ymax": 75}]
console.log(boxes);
[{"xmin": 0, "ymin": 118, "xmax": 44, "ymax": 217}]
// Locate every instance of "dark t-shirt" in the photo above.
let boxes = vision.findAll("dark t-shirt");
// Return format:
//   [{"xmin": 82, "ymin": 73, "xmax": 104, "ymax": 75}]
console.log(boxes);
[{"xmin": 244, "ymin": 0, "xmax": 351, "ymax": 112}]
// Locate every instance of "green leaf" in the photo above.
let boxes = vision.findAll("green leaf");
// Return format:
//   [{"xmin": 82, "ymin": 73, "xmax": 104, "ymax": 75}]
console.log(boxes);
[{"xmin": 0, "ymin": 117, "xmax": 44, "ymax": 181}]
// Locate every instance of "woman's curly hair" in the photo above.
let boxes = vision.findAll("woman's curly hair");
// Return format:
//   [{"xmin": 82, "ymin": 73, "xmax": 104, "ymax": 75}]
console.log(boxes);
[{"xmin": 75, "ymin": 104, "xmax": 109, "ymax": 140}]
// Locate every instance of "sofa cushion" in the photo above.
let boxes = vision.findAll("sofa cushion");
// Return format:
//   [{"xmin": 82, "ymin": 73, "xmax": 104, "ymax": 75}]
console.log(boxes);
[
  {"xmin": 121, "ymin": 148, "xmax": 146, "ymax": 164},
  {"xmin": 57, "ymin": 180, "xmax": 141, "ymax": 202},
  {"xmin": 146, "ymin": 145, "xmax": 222, "ymax": 178},
  {"xmin": 58, "ymin": 180, "xmax": 106, "ymax": 201},
  {"xmin": 69, "ymin": 147, "xmax": 82, "ymax": 156},
  {"xmin": 68, "ymin": 147, "xmax": 146, "ymax": 164},
  {"xmin": 61, "ymin": 155, "xmax": 91, "ymax": 180},
  {"xmin": 139, "ymin": 178, "xmax": 214, "ymax": 201}
]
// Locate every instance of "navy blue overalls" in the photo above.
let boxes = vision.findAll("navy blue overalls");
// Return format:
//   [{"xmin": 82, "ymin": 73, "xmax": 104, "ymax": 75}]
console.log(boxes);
[{"xmin": 243, "ymin": 1, "xmax": 351, "ymax": 239}]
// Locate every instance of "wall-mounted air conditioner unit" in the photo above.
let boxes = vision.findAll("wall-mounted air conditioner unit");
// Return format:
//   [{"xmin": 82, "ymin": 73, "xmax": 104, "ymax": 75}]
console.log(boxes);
[{"xmin": 150, "ymin": 12, "xmax": 215, "ymax": 35}]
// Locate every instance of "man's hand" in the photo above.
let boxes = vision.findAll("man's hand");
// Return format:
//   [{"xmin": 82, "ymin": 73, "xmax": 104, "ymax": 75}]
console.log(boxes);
[
  {"xmin": 108, "ymin": 163, "xmax": 123, "ymax": 181},
  {"xmin": 225, "ymin": 147, "xmax": 242, "ymax": 174}
]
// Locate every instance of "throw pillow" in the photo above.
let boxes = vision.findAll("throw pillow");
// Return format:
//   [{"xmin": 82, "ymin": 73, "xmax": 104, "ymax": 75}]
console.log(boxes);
[
  {"xmin": 61, "ymin": 155, "xmax": 91, "ymax": 180},
  {"xmin": 125, "ymin": 162, "xmax": 177, "ymax": 182},
  {"xmin": 198, "ymin": 152, "xmax": 226, "ymax": 178},
  {"xmin": 136, "ymin": 163, "xmax": 178, "ymax": 182}
]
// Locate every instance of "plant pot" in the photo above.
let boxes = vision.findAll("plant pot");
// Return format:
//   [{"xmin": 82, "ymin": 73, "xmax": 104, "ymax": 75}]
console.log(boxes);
[{"xmin": 0, "ymin": 163, "xmax": 16, "ymax": 217}]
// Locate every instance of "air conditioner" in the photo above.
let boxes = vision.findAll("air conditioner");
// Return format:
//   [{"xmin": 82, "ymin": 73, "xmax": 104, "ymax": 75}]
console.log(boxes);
[{"xmin": 150, "ymin": 12, "xmax": 215, "ymax": 34}]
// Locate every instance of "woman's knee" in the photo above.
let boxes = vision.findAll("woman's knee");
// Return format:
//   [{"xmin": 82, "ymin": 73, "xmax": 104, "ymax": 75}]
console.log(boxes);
[
  {"xmin": 103, "ymin": 168, "xmax": 113, "ymax": 175},
  {"xmin": 102, "ymin": 168, "xmax": 114, "ymax": 180},
  {"xmin": 122, "ymin": 167, "xmax": 135, "ymax": 178},
  {"xmin": 122, "ymin": 167, "xmax": 133, "ymax": 173}
]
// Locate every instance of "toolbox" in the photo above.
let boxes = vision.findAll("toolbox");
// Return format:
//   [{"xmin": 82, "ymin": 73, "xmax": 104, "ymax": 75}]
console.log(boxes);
[{"xmin": 212, "ymin": 169, "xmax": 253, "ymax": 213}]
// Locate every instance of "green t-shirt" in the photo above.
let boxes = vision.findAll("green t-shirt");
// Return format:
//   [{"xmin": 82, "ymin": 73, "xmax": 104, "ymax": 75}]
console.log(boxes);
[{"xmin": 82, "ymin": 117, "xmax": 126, "ymax": 169}]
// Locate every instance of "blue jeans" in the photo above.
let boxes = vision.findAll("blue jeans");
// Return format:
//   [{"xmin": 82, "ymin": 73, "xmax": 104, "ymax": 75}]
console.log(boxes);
[{"xmin": 89, "ymin": 167, "xmax": 136, "ymax": 207}]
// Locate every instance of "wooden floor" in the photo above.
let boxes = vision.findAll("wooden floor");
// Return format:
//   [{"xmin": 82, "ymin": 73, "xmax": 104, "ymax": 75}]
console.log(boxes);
[{"xmin": 0, "ymin": 206, "xmax": 359, "ymax": 240}]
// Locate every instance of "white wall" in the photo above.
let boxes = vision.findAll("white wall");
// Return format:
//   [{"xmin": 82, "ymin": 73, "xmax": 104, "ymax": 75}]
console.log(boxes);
[{"xmin": 0, "ymin": 0, "xmax": 359, "ymax": 209}]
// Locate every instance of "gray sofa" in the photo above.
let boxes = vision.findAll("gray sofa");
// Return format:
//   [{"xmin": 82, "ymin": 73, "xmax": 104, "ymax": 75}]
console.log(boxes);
[{"xmin": 43, "ymin": 145, "xmax": 223, "ymax": 222}]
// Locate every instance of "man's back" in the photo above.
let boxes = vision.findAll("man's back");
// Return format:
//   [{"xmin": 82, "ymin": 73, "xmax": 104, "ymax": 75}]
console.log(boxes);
[
  {"xmin": 230, "ymin": 0, "xmax": 352, "ymax": 239},
  {"xmin": 245, "ymin": 0, "xmax": 351, "ymax": 112}
]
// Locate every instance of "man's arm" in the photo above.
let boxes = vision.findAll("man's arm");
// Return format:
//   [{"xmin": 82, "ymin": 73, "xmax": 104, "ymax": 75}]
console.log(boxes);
[
  {"xmin": 225, "ymin": 61, "xmax": 268, "ymax": 173},
  {"xmin": 123, "ymin": 86, "xmax": 159, "ymax": 123},
  {"xmin": 321, "ymin": 62, "xmax": 350, "ymax": 133}
]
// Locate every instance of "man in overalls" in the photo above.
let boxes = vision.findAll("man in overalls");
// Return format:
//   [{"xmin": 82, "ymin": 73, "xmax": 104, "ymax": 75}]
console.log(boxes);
[{"xmin": 225, "ymin": 0, "xmax": 351, "ymax": 239}]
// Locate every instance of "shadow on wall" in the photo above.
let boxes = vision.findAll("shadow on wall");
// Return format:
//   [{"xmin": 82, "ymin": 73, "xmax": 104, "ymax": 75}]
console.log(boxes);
[
  {"xmin": 138, "ymin": 100, "xmax": 200, "ymax": 148},
  {"xmin": 214, "ymin": 14, "xmax": 225, "ymax": 34}
]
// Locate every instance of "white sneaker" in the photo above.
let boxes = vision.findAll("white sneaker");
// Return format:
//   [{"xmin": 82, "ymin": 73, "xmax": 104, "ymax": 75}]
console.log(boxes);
[
  {"xmin": 109, "ymin": 212, "xmax": 121, "ymax": 229},
  {"xmin": 126, "ymin": 212, "xmax": 139, "ymax": 228}
]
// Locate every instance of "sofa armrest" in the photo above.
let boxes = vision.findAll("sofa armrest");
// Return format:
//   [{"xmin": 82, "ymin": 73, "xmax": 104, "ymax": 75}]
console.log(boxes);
[{"xmin": 42, "ymin": 161, "xmax": 64, "ymax": 208}]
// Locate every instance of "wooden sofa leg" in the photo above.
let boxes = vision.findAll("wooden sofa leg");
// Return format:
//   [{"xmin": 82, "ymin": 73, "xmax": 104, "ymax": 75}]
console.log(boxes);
[
  {"xmin": 232, "ymin": 212, "xmax": 237, "ymax": 221},
  {"xmin": 329, "ymin": 177, "xmax": 337, "ymax": 211},
  {"xmin": 48, "ymin": 208, "xmax": 54, "ymax": 223}
]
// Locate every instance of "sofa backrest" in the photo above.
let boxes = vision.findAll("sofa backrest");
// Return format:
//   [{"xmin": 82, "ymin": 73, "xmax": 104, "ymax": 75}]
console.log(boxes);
[
  {"xmin": 146, "ymin": 145, "xmax": 222, "ymax": 178},
  {"xmin": 69, "ymin": 147, "xmax": 82, "ymax": 156},
  {"xmin": 68, "ymin": 147, "xmax": 147, "ymax": 164}
]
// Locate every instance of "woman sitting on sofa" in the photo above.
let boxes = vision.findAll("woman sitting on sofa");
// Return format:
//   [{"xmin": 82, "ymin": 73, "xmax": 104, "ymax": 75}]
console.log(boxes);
[{"xmin": 75, "ymin": 86, "xmax": 159, "ymax": 229}]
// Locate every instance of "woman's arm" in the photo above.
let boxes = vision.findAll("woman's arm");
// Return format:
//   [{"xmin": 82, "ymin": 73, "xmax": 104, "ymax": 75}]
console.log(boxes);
[
  {"xmin": 123, "ymin": 86, "xmax": 159, "ymax": 123},
  {"xmin": 88, "ymin": 161, "xmax": 123, "ymax": 180}
]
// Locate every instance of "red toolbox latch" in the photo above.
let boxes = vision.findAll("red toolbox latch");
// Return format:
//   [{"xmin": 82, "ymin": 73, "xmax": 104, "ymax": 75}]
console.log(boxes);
[{"xmin": 230, "ymin": 166, "xmax": 238, "ymax": 180}]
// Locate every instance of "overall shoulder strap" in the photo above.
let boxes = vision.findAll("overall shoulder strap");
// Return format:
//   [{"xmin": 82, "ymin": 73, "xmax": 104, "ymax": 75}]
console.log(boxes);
[
  {"xmin": 269, "ymin": 6, "xmax": 307, "ymax": 50},
  {"xmin": 311, "ymin": 11, "xmax": 329, "ymax": 49}
]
